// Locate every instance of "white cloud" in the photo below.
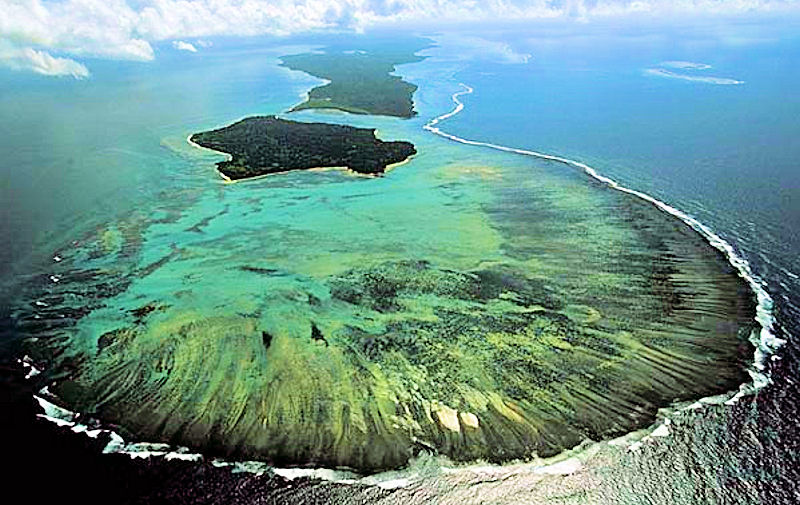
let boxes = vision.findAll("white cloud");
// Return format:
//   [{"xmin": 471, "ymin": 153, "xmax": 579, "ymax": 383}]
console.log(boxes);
[
  {"xmin": 0, "ymin": 0, "xmax": 154, "ymax": 61},
  {"xmin": 1, "ymin": 0, "xmax": 798, "ymax": 78},
  {"xmin": 0, "ymin": 41, "xmax": 89, "ymax": 78},
  {"xmin": 172, "ymin": 40, "xmax": 198, "ymax": 52},
  {"xmin": 425, "ymin": 34, "xmax": 532, "ymax": 64}
]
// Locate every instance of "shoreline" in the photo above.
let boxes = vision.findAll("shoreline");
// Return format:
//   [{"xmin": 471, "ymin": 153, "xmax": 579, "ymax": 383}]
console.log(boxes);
[
  {"xmin": 286, "ymin": 77, "xmax": 332, "ymax": 113},
  {"xmin": 186, "ymin": 133, "xmax": 414, "ymax": 184},
  {"xmin": 18, "ymin": 82, "xmax": 780, "ymax": 485},
  {"xmin": 185, "ymin": 135, "xmax": 233, "ymax": 183},
  {"xmin": 20, "ymin": 351, "xmax": 676, "ymax": 486},
  {"xmin": 424, "ymin": 83, "xmax": 781, "ymax": 391}
]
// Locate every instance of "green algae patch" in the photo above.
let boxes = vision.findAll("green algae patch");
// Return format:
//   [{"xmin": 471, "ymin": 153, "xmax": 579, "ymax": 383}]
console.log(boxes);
[
  {"xmin": 46, "ymin": 256, "xmax": 753, "ymax": 472},
  {"xmin": 15, "ymin": 145, "xmax": 756, "ymax": 474}
]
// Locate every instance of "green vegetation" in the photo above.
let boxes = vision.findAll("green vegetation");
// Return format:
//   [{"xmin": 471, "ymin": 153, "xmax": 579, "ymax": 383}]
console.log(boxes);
[
  {"xmin": 280, "ymin": 49, "xmax": 425, "ymax": 118},
  {"xmin": 190, "ymin": 116, "xmax": 416, "ymax": 179},
  {"xmin": 44, "ymin": 256, "xmax": 752, "ymax": 472},
  {"xmin": 18, "ymin": 138, "xmax": 757, "ymax": 474}
]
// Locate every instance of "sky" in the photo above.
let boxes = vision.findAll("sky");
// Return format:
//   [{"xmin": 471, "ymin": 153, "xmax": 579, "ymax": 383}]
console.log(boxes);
[{"xmin": 1, "ymin": 0, "xmax": 799, "ymax": 78}]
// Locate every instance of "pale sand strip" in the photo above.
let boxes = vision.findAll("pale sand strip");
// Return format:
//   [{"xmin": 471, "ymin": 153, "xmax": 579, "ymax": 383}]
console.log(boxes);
[
  {"xmin": 186, "ymin": 134, "xmax": 415, "ymax": 184},
  {"xmin": 186, "ymin": 135, "xmax": 233, "ymax": 183}
]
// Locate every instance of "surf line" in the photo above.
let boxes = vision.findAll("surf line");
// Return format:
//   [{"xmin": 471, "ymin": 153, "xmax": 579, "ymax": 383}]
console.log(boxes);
[{"xmin": 424, "ymin": 83, "xmax": 783, "ymax": 394}]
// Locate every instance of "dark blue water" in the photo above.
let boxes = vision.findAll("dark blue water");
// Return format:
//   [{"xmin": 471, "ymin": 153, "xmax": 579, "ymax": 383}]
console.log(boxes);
[
  {"xmin": 436, "ymin": 19, "xmax": 800, "ymax": 352},
  {"xmin": 0, "ymin": 21, "xmax": 797, "ymax": 501}
]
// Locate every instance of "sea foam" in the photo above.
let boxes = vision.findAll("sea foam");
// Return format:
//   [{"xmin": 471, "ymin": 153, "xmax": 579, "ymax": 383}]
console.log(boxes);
[
  {"xmin": 660, "ymin": 61, "xmax": 712, "ymax": 70},
  {"xmin": 22, "ymin": 82, "xmax": 783, "ymax": 480},
  {"xmin": 424, "ymin": 83, "xmax": 781, "ymax": 396},
  {"xmin": 645, "ymin": 67, "xmax": 744, "ymax": 85}
]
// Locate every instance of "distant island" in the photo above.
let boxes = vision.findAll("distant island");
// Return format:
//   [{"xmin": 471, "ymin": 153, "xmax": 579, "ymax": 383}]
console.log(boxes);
[
  {"xmin": 189, "ymin": 116, "xmax": 416, "ymax": 180},
  {"xmin": 280, "ymin": 50, "xmax": 424, "ymax": 118}
]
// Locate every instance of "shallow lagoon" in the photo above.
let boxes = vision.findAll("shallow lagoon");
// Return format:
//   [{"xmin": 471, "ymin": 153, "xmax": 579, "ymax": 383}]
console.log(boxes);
[{"xmin": 5, "ymin": 35, "xmax": 757, "ymax": 472}]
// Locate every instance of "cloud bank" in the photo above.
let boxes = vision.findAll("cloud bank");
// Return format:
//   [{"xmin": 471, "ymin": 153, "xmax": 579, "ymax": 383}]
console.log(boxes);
[
  {"xmin": 0, "ymin": 41, "xmax": 90, "ymax": 78},
  {"xmin": 1, "ymin": 0, "xmax": 798, "ymax": 78},
  {"xmin": 428, "ymin": 34, "xmax": 533, "ymax": 64}
]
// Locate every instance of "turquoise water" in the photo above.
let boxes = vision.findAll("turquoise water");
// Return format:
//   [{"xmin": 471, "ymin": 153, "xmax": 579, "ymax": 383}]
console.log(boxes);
[
  {"xmin": 0, "ymin": 40, "xmax": 323, "ymax": 279},
  {"xmin": 432, "ymin": 20, "xmax": 800, "ymax": 339},
  {"xmin": 0, "ymin": 27, "xmax": 782, "ymax": 470}
]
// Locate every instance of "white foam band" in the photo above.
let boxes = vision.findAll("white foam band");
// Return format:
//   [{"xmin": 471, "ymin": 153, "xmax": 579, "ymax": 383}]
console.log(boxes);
[
  {"xmin": 24, "ymin": 82, "xmax": 783, "ymax": 476},
  {"xmin": 424, "ymin": 83, "xmax": 782, "ymax": 391}
]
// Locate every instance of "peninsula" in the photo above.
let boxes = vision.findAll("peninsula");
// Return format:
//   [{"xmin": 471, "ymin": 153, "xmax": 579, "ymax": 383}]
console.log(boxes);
[
  {"xmin": 280, "ymin": 50, "xmax": 424, "ymax": 118},
  {"xmin": 189, "ymin": 116, "xmax": 416, "ymax": 180}
]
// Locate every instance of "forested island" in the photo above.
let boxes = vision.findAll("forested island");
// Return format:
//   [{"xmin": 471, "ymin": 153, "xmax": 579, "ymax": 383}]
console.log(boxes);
[
  {"xmin": 190, "ymin": 116, "xmax": 416, "ymax": 180},
  {"xmin": 280, "ymin": 49, "xmax": 424, "ymax": 118}
]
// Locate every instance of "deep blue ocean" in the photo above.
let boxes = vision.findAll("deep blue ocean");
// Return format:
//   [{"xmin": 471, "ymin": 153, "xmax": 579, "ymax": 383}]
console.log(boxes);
[
  {"xmin": 1, "ymin": 18, "xmax": 798, "ymax": 464},
  {"xmin": 420, "ymin": 19, "xmax": 800, "ymax": 350}
]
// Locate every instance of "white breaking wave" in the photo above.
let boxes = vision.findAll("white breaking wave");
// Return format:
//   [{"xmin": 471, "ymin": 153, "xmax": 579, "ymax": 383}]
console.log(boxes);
[
  {"xmin": 423, "ymin": 83, "xmax": 782, "ymax": 395},
  {"xmin": 645, "ymin": 68, "xmax": 744, "ymax": 85},
  {"xmin": 660, "ymin": 61, "xmax": 712, "ymax": 70},
  {"xmin": 781, "ymin": 267, "xmax": 799, "ymax": 280},
  {"xmin": 21, "ymin": 82, "xmax": 785, "ymax": 478}
]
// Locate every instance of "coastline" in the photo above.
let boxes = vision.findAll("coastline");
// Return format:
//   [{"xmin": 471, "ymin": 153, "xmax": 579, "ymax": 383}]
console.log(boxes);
[
  {"xmin": 424, "ymin": 83, "xmax": 781, "ymax": 391},
  {"xmin": 382, "ymin": 153, "xmax": 415, "ymax": 174},
  {"xmin": 186, "ymin": 132, "xmax": 414, "ymax": 183},
  {"xmin": 17, "ymin": 351, "xmax": 674, "ymax": 486},
  {"xmin": 185, "ymin": 135, "xmax": 233, "ymax": 183},
  {"xmin": 287, "ymin": 78, "xmax": 332, "ymax": 113},
  {"xmin": 13, "ymin": 81, "xmax": 780, "ymax": 490}
]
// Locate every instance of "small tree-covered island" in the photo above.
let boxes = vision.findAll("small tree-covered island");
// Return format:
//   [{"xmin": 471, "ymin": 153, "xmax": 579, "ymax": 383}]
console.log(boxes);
[
  {"xmin": 190, "ymin": 116, "xmax": 416, "ymax": 180},
  {"xmin": 280, "ymin": 49, "xmax": 425, "ymax": 118}
]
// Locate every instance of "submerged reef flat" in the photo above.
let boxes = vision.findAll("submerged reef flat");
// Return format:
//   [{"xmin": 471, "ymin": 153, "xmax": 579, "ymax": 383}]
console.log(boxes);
[
  {"xmin": 190, "ymin": 116, "xmax": 416, "ymax": 179},
  {"xmin": 280, "ymin": 48, "xmax": 426, "ymax": 118},
  {"xmin": 12, "ymin": 149, "xmax": 756, "ymax": 473}
]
